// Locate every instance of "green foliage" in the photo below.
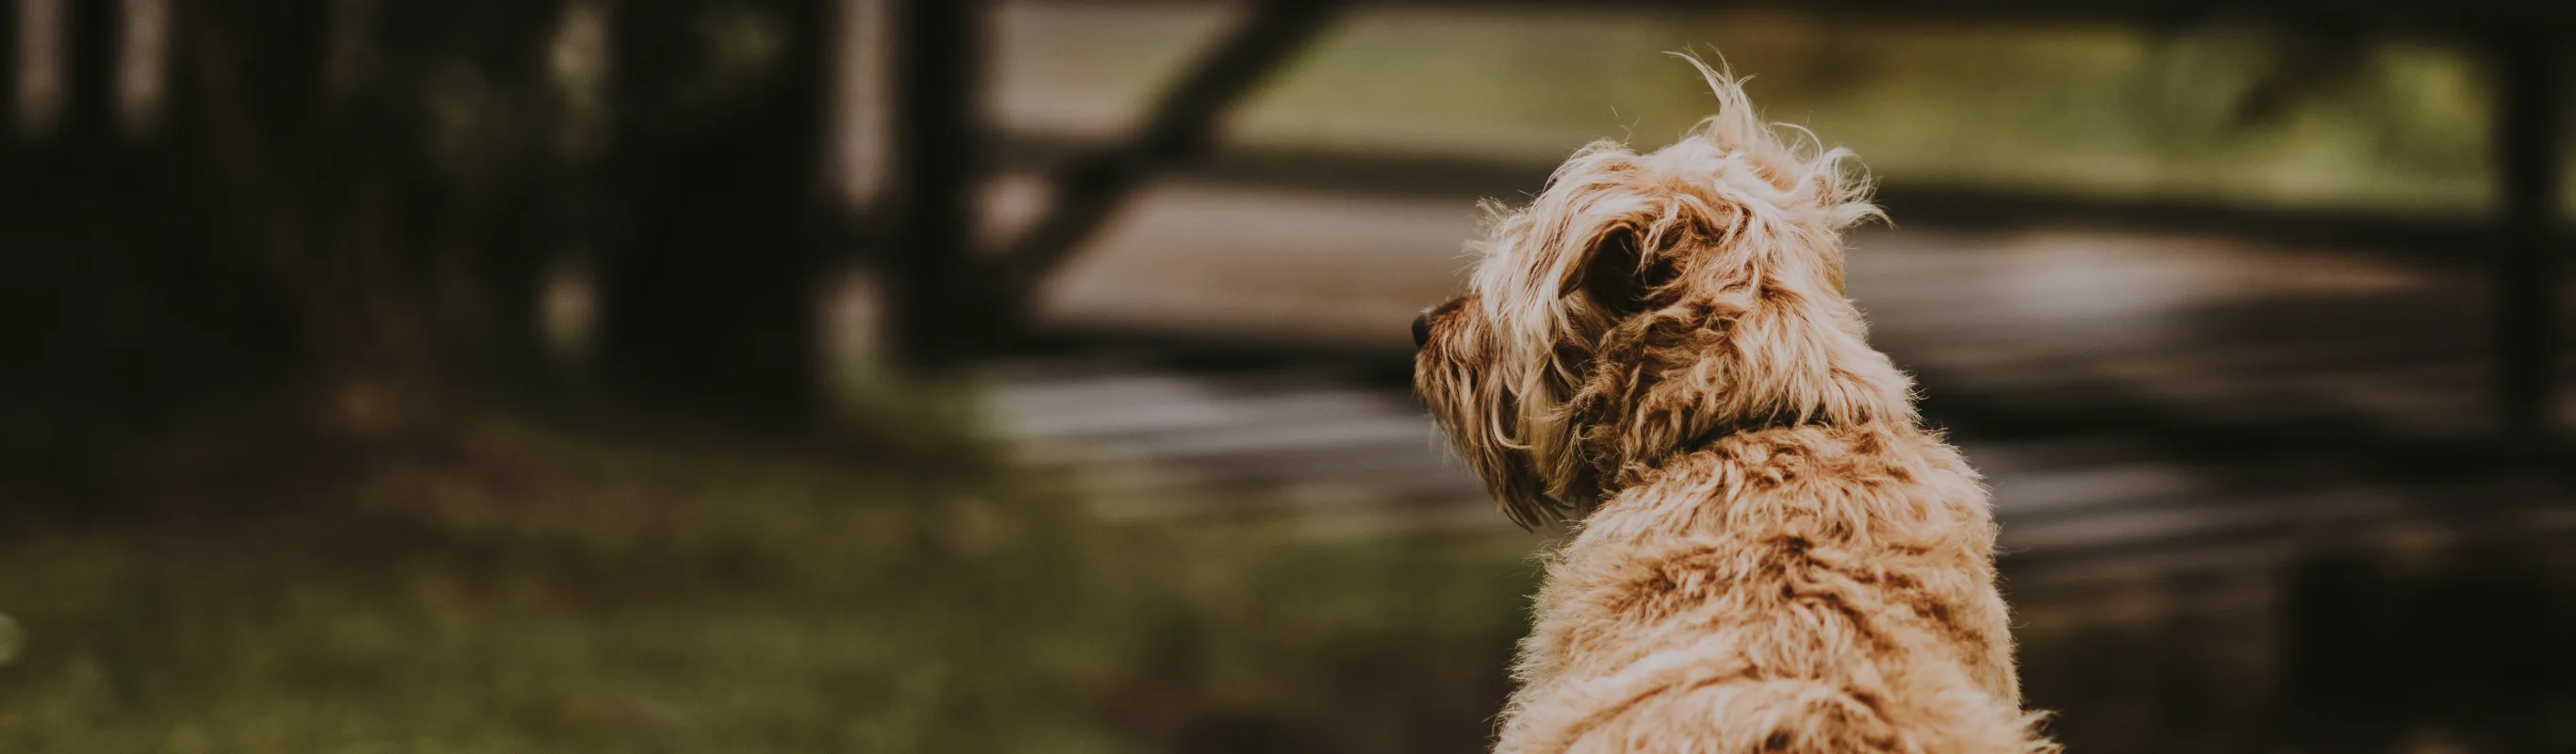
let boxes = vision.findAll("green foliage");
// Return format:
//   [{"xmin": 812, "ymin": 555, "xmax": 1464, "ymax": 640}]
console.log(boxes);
[
  {"xmin": 1002, "ymin": 6, "xmax": 2516, "ymax": 214},
  {"xmin": 0, "ymin": 414, "xmax": 1543, "ymax": 753}
]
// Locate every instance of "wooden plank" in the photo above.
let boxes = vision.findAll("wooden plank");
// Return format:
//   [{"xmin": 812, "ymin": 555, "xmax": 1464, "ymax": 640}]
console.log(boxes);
[
  {"xmin": 1009, "ymin": 319, "xmax": 2575, "ymax": 479},
  {"xmin": 989, "ymin": 137, "xmax": 2497, "ymax": 264},
  {"xmin": 979, "ymin": 0, "xmax": 1342, "ymax": 340}
]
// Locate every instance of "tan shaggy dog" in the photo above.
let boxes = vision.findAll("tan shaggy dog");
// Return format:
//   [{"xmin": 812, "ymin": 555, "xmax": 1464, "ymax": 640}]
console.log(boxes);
[{"xmin": 1412, "ymin": 65, "xmax": 2056, "ymax": 753}]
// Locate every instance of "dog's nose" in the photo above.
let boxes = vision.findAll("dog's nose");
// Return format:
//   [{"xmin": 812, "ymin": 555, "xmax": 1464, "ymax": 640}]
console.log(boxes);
[{"xmin": 1412, "ymin": 309, "xmax": 1433, "ymax": 349}]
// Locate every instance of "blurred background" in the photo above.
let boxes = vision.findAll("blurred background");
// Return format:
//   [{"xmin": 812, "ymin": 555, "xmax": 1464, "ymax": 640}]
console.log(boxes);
[{"xmin": 2, "ymin": 0, "xmax": 2572, "ymax": 751}]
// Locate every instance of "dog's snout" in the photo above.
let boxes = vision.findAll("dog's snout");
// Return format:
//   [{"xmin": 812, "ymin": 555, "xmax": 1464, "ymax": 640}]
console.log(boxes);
[{"xmin": 1412, "ymin": 309, "xmax": 1433, "ymax": 349}]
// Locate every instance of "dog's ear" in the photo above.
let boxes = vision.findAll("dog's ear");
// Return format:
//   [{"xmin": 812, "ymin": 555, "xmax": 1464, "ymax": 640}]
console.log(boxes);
[{"xmin": 1565, "ymin": 224, "xmax": 1680, "ymax": 319}]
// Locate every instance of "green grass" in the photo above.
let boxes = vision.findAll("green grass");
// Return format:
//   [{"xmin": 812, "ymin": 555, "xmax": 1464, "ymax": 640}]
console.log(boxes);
[{"xmin": 0, "ymin": 412, "xmax": 1544, "ymax": 753}]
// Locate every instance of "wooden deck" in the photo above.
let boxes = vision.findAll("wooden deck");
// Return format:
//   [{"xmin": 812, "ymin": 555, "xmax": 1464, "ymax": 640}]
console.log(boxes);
[{"xmin": 964, "ymin": 215, "xmax": 2576, "ymax": 751}]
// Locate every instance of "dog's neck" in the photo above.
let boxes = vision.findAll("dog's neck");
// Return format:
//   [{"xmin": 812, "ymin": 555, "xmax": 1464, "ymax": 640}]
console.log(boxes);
[
  {"xmin": 1600, "ymin": 410, "xmax": 1860, "ymax": 497},
  {"xmin": 1561, "ymin": 301, "xmax": 1919, "ymax": 495},
  {"xmin": 1588, "ymin": 418, "xmax": 1925, "ymax": 524}
]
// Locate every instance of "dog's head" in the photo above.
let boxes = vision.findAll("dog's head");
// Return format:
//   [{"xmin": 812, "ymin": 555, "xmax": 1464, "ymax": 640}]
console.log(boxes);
[{"xmin": 1414, "ymin": 64, "xmax": 1915, "ymax": 528}]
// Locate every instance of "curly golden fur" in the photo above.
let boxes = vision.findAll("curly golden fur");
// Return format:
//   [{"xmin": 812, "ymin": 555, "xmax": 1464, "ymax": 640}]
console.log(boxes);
[{"xmin": 1413, "ymin": 62, "xmax": 2056, "ymax": 753}]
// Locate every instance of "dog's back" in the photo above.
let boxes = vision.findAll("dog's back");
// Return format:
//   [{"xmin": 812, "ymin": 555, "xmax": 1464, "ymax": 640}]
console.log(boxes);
[{"xmin": 1492, "ymin": 424, "xmax": 2049, "ymax": 753}]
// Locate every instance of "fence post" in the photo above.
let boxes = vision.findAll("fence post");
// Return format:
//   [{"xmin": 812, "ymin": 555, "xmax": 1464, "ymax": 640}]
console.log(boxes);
[
  {"xmin": 886, "ymin": 0, "xmax": 978, "ymax": 371},
  {"xmin": 2490, "ymin": 27, "xmax": 2560, "ymax": 443}
]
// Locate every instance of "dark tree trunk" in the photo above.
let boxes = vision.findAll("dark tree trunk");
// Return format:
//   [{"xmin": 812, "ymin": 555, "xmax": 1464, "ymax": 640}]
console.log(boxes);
[
  {"xmin": 1, "ymin": 0, "xmax": 15, "ymax": 140},
  {"xmin": 599, "ymin": 0, "xmax": 832, "ymax": 419},
  {"xmin": 386, "ymin": 0, "xmax": 583, "ymax": 390},
  {"xmin": 61, "ymin": 0, "xmax": 117, "ymax": 143}
]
